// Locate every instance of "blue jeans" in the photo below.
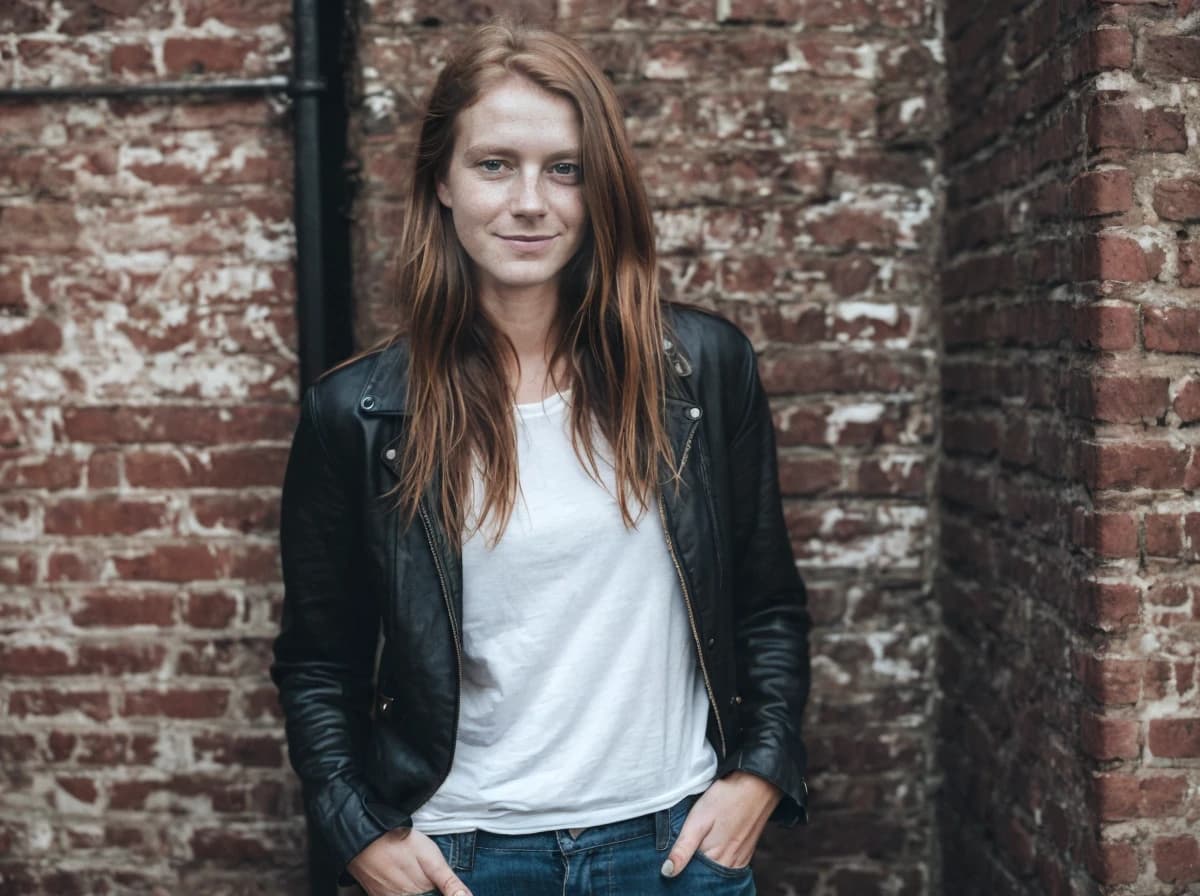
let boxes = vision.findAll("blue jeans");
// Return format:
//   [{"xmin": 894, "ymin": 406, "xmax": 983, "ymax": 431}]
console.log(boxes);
[{"xmin": 417, "ymin": 791, "xmax": 756, "ymax": 896}]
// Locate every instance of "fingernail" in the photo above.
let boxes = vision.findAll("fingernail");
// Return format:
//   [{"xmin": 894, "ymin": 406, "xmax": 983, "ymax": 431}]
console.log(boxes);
[
  {"xmin": 454, "ymin": 891, "xmax": 466, "ymax": 896},
  {"xmin": 660, "ymin": 859, "xmax": 675, "ymax": 877}
]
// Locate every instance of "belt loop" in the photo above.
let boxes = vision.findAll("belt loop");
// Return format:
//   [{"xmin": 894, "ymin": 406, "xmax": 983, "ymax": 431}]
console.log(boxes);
[
  {"xmin": 655, "ymin": 807, "xmax": 671, "ymax": 851},
  {"xmin": 456, "ymin": 830, "xmax": 476, "ymax": 872}
]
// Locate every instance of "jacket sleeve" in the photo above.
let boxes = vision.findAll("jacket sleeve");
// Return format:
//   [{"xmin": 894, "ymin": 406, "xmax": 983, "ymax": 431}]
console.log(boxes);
[
  {"xmin": 270, "ymin": 385, "xmax": 411, "ymax": 875},
  {"xmin": 714, "ymin": 337, "xmax": 812, "ymax": 826}
]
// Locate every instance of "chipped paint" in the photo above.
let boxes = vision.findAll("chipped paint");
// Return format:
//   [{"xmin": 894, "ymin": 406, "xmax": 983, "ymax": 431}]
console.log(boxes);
[{"xmin": 826, "ymin": 401, "xmax": 885, "ymax": 444}]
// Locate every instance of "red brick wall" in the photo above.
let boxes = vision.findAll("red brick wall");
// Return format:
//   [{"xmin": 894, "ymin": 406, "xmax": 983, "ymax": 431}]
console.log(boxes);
[
  {"xmin": 354, "ymin": 1, "xmax": 945, "ymax": 892},
  {"xmin": 940, "ymin": 0, "xmax": 1200, "ymax": 892},
  {"xmin": 0, "ymin": 2, "xmax": 306, "ymax": 892},
  {"xmin": 14, "ymin": 0, "xmax": 1197, "ymax": 893}
]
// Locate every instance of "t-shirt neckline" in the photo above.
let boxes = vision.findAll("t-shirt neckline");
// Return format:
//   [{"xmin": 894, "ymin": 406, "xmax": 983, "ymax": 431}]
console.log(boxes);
[{"xmin": 514, "ymin": 389, "xmax": 571, "ymax": 417}]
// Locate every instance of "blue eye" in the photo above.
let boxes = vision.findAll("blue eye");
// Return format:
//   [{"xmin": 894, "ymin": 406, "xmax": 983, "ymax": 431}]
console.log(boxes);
[
  {"xmin": 479, "ymin": 159, "xmax": 505, "ymax": 173},
  {"xmin": 551, "ymin": 162, "xmax": 581, "ymax": 180}
]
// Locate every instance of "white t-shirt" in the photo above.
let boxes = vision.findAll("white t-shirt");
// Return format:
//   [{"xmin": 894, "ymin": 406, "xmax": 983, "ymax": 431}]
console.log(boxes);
[{"xmin": 410, "ymin": 390, "xmax": 718, "ymax": 834}]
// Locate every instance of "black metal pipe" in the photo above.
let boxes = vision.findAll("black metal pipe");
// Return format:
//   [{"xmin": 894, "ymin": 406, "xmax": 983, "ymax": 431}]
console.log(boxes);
[
  {"xmin": 294, "ymin": 0, "xmax": 327, "ymax": 396},
  {"xmin": 0, "ymin": 76, "xmax": 312, "ymax": 100},
  {"xmin": 293, "ymin": 2, "xmax": 344, "ymax": 889}
]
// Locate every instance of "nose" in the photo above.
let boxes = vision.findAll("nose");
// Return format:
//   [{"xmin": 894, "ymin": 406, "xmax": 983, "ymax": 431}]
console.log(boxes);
[{"xmin": 510, "ymin": 169, "xmax": 548, "ymax": 216}]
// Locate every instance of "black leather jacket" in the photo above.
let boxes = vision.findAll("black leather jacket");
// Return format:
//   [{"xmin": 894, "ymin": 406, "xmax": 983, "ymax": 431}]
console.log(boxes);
[{"xmin": 271, "ymin": 304, "xmax": 811, "ymax": 875}]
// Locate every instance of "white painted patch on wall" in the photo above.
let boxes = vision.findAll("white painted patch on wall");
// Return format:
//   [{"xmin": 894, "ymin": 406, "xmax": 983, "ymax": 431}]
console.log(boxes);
[
  {"xmin": 28, "ymin": 819, "xmax": 53, "ymax": 852},
  {"xmin": 99, "ymin": 251, "xmax": 172, "ymax": 273},
  {"xmin": 878, "ymin": 453, "xmax": 923, "ymax": 477},
  {"xmin": 813, "ymin": 654, "xmax": 852, "ymax": 686},
  {"xmin": 806, "ymin": 506, "xmax": 928, "ymax": 570},
  {"xmin": 899, "ymin": 96, "xmax": 926, "ymax": 125},
  {"xmin": 923, "ymin": 36, "xmax": 945, "ymax": 65},
  {"xmin": 837, "ymin": 302, "xmax": 900, "ymax": 325},
  {"xmin": 866, "ymin": 630, "xmax": 929, "ymax": 683},
  {"xmin": 771, "ymin": 57, "xmax": 809, "ymax": 75},
  {"xmin": 40, "ymin": 122, "xmax": 68, "ymax": 148},
  {"xmin": 364, "ymin": 90, "xmax": 398, "ymax": 122},
  {"xmin": 826, "ymin": 401, "xmax": 885, "ymax": 444},
  {"xmin": 852, "ymin": 44, "xmax": 880, "ymax": 80}
]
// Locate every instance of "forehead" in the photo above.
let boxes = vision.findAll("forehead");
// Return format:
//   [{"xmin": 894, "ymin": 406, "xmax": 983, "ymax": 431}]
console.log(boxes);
[{"xmin": 455, "ymin": 74, "xmax": 580, "ymax": 149}]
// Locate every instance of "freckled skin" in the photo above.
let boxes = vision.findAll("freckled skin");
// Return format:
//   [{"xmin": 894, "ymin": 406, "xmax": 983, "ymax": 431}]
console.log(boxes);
[{"xmin": 436, "ymin": 75, "xmax": 588, "ymax": 311}]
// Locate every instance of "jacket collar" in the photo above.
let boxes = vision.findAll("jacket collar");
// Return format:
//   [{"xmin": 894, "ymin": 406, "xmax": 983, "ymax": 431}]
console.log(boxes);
[
  {"xmin": 356, "ymin": 339, "xmax": 411, "ymax": 415},
  {"xmin": 357, "ymin": 329, "xmax": 694, "ymax": 416}
]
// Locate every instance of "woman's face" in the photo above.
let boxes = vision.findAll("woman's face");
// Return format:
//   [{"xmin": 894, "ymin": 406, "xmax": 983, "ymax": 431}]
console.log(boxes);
[{"xmin": 436, "ymin": 75, "xmax": 587, "ymax": 307}]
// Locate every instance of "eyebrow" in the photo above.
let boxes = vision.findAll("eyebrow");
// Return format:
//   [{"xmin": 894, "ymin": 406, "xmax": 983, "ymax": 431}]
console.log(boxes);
[{"xmin": 462, "ymin": 144, "xmax": 581, "ymax": 162}]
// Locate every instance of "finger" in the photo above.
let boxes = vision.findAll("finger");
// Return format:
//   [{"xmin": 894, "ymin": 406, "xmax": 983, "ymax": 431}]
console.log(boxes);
[
  {"xmin": 661, "ymin": 812, "xmax": 713, "ymax": 878},
  {"xmin": 417, "ymin": 850, "xmax": 471, "ymax": 896},
  {"xmin": 434, "ymin": 871, "xmax": 471, "ymax": 896}
]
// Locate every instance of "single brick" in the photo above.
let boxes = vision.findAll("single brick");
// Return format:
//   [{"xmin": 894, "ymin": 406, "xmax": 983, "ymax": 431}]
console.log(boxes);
[
  {"xmin": 1148, "ymin": 718, "xmax": 1200, "ymax": 758},
  {"xmin": 1145, "ymin": 306, "xmax": 1200, "ymax": 353},
  {"xmin": 43, "ymin": 496, "xmax": 170, "ymax": 537},
  {"xmin": 1089, "ymin": 27, "xmax": 1134, "ymax": 71},
  {"xmin": 109, "ymin": 44, "xmax": 152, "ymax": 74},
  {"xmin": 69, "ymin": 591, "xmax": 175, "ymax": 627},
  {"xmin": 1083, "ymin": 580, "xmax": 1141, "ymax": 631},
  {"xmin": 1088, "ymin": 838, "xmax": 1139, "ymax": 885},
  {"xmin": 1078, "ymin": 654, "xmax": 1145, "ymax": 704},
  {"xmin": 1153, "ymin": 178, "xmax": 1200, "ymax": 222},
  {"xmin": 1086, "ymin": 233, "xmax": 1162, "ymax": 282},
  {"xmin": 1072, "ymin": 169, "xmax": 1134, "ymax": 217},
  {"xmin": 1155, "ymin": 835, "xmax": 1200, "ymax": 884},
  {"xmin": 1073, "ymin": 509, "xmax": 1139, "ymax": 557},
  {"xmin": 1143, "ymin": 35, "xmax": 1200, "ymax": 80},
  {"xmin": 1071, "ymin": 304, "xmax": 1137, "ymax": 350},
  {"xmin": 0, "ymin": 317, "xmax": 62, "ymax": 353},
  {"xmin": 121, "ymin": 688, "xmax": 230, "ymax": 720},
  {"xmin": 1088, "ymin": 99, "xmax": 1187, "ymax": 153},
  {"xmin": 1145, "ymin": 514, "xmax": 1183, "ymax": 557},
  {"xmin": 162, "ymin": 37, "xmax": 254, "ymax": 75},
  {"xmin": 1074, "ymin": 374, "xmax": 1170, "ymax": 423},
  {"xmin": 182, "ymin": 591, "xmax": 238, "ymax": 629},
  {"xmin": 1180, "ymin": 241, "xmax": 1200, "ymax": 288},
  {"xmin": 1080, "ymin": 713, "xmax": 1140, "ymax": 759},
  {"xmin": 1082, "ymin": 441, "xmax": 1190, "ymax": 490}
]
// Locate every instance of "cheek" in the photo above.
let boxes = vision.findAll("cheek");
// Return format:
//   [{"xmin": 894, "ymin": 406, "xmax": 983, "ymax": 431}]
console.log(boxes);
[
  {"xmin": 555, "ymin": 189, "xmax": 587, "ymax": 228},
  {"xmin": 448, "ymin": 180, "xmax": 502, "ymax": 222}
]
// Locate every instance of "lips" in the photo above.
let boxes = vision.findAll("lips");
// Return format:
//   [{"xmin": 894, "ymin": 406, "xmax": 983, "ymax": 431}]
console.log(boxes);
[{"xmin": 498, "ymin": 234, "xmax": 558, "ymax": 252}]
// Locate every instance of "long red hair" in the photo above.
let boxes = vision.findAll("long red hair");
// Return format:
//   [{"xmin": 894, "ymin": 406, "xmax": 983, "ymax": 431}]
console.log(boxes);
[{"xmin": 346, "ymin": 20, "xmax": 675, "ymax": 546}]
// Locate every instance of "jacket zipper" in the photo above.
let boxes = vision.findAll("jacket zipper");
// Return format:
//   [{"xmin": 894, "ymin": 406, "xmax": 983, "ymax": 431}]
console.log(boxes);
[
  {"xmin": 676, "ymin": 422, "xmax": 699, "ymax": 472},
  {"xmin": 657, "ymin": 488, "xmax": 727, "ymax": 759},
  {"xmin": 417, "ymin": 499, "xmax": 463, "ymax": 785},
  {"xmin": 695, "ymin": 433, "xmax": 725, "ymax": 596}
]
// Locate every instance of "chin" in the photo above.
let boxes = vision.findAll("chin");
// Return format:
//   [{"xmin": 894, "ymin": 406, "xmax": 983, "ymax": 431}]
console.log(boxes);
[{"xmin": 492, "ymin": 267, "xmax": 564, "ymax": 291}]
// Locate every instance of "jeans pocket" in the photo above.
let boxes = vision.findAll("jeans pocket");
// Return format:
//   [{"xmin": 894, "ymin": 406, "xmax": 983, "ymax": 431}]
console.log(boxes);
[{"xmin": 691, "ymin": 848, "xmax": 754, "ymax": 878}]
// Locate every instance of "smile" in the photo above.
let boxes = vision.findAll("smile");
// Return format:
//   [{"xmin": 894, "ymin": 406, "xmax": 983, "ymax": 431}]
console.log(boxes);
[{"xmin": 499, "ymin": 235, "xmax": 558, "ymax": 251}]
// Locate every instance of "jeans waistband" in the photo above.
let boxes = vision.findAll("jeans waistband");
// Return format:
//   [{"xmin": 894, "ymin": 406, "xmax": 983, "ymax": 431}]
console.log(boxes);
[{"xmin": 436, "ymin": 791, "xmax": 702, "ymax": 873}]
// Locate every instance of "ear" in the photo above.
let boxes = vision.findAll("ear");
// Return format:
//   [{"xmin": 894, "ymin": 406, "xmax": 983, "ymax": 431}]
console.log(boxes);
[{"xmin": 436, "ymin": 176, "xmax": 452, "ymax": 209}]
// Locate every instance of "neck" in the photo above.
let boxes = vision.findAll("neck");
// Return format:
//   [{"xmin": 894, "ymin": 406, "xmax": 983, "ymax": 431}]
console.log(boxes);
[{"xmin": 479, "ymin": 284, "xmax": 565, "ymax": 403}]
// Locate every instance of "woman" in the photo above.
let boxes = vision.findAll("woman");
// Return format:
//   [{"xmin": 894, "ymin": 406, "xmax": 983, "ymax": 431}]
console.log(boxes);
[{"xmin": 272, "ymin": 20, "xmax": 810, "ymax": 896}]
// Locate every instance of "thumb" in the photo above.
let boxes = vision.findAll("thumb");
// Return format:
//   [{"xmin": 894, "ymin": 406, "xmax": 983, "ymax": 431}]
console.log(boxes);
[
  {"xmin": 422, "ymin": 853, "xmax": 472, "ymax": 896},
  {"xmin": 661, "ymin": 815, "xmax": 709, "ymax": 878}
]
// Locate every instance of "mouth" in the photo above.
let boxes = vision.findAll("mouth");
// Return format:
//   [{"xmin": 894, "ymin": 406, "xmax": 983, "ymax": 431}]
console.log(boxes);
[{"xmin": 498, "ymin": 234, "xmax": 558, "ymax": 251}]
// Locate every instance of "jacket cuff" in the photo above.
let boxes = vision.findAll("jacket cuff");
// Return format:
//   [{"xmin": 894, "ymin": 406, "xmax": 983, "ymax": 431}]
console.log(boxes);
[
  {"xmin": 716, "ymin": 744, "xmax": 809, "ymax": 827},
  {"xmin": 311, "ymin": 777, "xmax": 414, "ymax": 882}
]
